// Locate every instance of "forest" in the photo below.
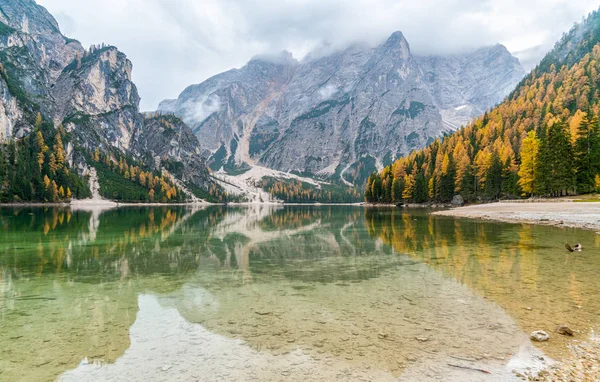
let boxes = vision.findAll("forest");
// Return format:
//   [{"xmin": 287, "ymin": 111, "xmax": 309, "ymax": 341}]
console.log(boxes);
[
  {"xmin": 0, "ymin": 111, "xmax": 188, "ymax": 204},
  {"xmin": 88, "ymin": 148, "xmax": 185, "ymax": 203},
  {"xmin": 259, "ymin": 177, "xmax": 362, "ymax": 203},
  {"xmin": 366, "ymin": 10, "xmax": 600, "ymax": 204},
  {"xmin": 0, "ymin": 114, "xmax": 90, "ymax": 203}
]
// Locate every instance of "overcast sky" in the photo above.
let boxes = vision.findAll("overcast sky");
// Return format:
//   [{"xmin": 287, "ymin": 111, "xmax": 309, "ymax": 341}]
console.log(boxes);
[{"xmin": 37, "ymin": 0, "xmax": 599, "ymax": 111}]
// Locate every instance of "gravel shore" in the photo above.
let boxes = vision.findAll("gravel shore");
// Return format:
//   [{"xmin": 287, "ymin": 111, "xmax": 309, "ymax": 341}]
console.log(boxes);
[{"xmin": 433, "ymin": 202, "xmax": 600, "ymax": 232}]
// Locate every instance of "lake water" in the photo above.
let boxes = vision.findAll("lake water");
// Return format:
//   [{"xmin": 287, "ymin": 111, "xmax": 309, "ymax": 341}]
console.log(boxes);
[{"xmin": 1, "ymin": 205, "xmax": 599, "ymax": 381}]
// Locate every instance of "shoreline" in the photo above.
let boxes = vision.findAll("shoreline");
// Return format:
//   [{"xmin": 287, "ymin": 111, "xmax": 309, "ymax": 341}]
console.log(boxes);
[
  {"xmin": 0, "ymin": 201, "xmax": 366, "ymax": 208},
  {"xmin": 433, "ymin": 201, "xmax": 600, "ymax": 232}
]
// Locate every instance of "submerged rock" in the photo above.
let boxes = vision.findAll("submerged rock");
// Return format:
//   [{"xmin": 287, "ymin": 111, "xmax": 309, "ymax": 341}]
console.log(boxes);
[
  {"xmin": 530, "ymin": 330, "xmax": 550, "ymax": 342},
  {"xmin": 556, "ymin": 324, "xmax": 574, "ymax": 336}
]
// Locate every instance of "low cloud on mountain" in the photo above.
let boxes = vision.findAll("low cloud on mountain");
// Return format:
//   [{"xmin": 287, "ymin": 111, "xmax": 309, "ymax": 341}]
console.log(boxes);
[{"xmin": 38, "ymin": 0, "xmax": 599, "ymax": 110}]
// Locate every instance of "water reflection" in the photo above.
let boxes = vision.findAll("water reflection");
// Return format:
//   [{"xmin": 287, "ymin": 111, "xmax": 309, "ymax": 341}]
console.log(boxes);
[
  {"xmin": 365, "ymin": 208, "xmax": 600, "ymax": 359},
  {"xmin": 0, "ymin": 206, "xmax": 597, "ymax": 381}
]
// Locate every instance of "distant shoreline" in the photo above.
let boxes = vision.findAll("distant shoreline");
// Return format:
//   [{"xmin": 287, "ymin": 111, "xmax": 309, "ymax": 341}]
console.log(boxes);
[{"xmin": 0, "ymin": 201, "xmax": 366, "ymax": 208}]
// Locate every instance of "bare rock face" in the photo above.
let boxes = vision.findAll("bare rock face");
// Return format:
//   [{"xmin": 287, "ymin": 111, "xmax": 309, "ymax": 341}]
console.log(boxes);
[
  {"xmin": 53, "ymin": 45, "xmax": 143, "ymax": 152},
  {"xmin": 132, "ymin": 114, "xmax": 211, "ymax": 190},
  {"xmin": 0, "ymin": 0, "xmax": 84, "ymax": 138},
  {"xmin": 159, "ymin": 32, "xmax": 525, "ymax": 186},
  {"xmin": 416, "ymin": 44, "xmax": 525, "ymax": 130},
  {"xmin": 0, "ymin": 0, "xmax": 213, "ymax": 194}
]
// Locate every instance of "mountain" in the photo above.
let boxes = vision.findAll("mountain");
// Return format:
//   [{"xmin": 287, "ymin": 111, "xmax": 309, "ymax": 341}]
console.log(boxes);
[
  {"xmin": 0, "ymin": 0, "xmax": 214, "ymax": 202},
  {"xmin": 159, "ymin": 33, "xmax": 524, "ymax": 186},
  {"xmin": 366, "ymin": 8, "xmax": 600, "ymax": 204},
  {"xmin": 416, "ymin": 44, "xmax": 525, "ymax": 130}
]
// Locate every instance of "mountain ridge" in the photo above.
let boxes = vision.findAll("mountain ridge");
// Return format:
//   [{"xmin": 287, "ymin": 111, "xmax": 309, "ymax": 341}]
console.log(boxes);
[{"xmin": 158, "ymin": 32, "xmax": 525, "ymax": 186}]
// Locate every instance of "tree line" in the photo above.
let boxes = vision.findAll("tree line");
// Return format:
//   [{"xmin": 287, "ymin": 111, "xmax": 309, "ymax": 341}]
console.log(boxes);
[{"xmin": 259, "ymin": 177, "xmax": 362, "ymax": 203}]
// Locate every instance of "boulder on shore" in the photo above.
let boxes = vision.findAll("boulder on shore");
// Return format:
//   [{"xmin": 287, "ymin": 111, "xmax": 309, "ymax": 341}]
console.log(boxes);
[{"xmin": 451, "ymin": 195, "xmax": 465, "ymax": 207}]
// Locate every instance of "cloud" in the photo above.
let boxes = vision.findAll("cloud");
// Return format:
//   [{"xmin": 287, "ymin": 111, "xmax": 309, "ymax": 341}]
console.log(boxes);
[
  {"xmin": 318, "ymin": 84, "xmax": 338, "ymax": 100},
  {"xmin": 37, "ymin": 0, "xmax": 600, "ymax": 110},
  {"xmin": 181, "ymin": 95, "xmax": 221, "ymax": 126}
]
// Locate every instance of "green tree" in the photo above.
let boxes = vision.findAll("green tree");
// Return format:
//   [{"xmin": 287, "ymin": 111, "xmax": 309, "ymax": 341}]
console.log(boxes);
[
  {"xmin": 414, "ymin": 173, "xmax": 428, "ymax": 203},
  {"xmin": 391, "ymin": 177, "xmax": 404, "ymax": 203},
  {"xmin": 371, "ymin": 174, "xmax": 382, "ymax": 202},
  {"xmin": 574, "ymin": 111, "xmax": 600, "ymax": 193},
  {"xmin": 484, "ymin": 152, "xmax": 503, "ymax": 199},
  {"xmin": 365, "ymin": 176, "xmax": 373, "ymax": 202},
  {"xmin": 546, "ymin": 119, "xmax": 575, "ymax": 196},
  {"xmin": 438, "ymin": 155, "xmax": 456, "ymax": 203}
]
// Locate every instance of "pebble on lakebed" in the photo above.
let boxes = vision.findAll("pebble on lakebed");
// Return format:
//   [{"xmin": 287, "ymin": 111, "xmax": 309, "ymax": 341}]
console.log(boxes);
[
  {"xmin": 530, "ymin": 330, "xmax": 550, "ymax": 342},
  {"xmin": 556, "ymin": 324, "xmax": 574, "ymax": 336}
]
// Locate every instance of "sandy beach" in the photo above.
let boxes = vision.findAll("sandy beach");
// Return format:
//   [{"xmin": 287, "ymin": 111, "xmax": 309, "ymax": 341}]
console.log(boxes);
[{"xmin": 433, "ymin": 201, "xmax": 600, "ymax": 232}]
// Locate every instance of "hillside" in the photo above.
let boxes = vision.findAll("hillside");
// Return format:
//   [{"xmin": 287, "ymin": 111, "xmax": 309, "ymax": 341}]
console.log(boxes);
[{"xmin": 366, "ymin": 9, "xmax": 600, "ymax": 204}]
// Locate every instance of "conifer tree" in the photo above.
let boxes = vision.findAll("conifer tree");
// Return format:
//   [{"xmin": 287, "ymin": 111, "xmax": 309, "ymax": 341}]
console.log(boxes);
[
  {"xmin": 391, "ymin": 177, "xmax": 404, "ymax": 202},
  {"xmin": 574, "ymin": 111, "xmax": 600, "ymax": 193},
  {"xmin": 484, "ymin": 152, "xmax": 503, "ymax": 199},
  {"xmin": 414, "ymin": 173, "xmax": 428, "ymax": 203},
  {"xmin": 371, "ymin": 174, "xmax": 382, "ymax": 202},
  {"xmin": 518, "ymin": 130, "xmax": 540, "ymax": 196}
]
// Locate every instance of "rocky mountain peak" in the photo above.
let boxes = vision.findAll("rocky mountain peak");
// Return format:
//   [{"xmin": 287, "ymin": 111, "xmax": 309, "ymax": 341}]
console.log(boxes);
[
  {"xmin": 159, "ymin": 31, "xmax": 525, "ymax": 186},
  {"xmin": 0, "ymin": 0, "xmax": 60, "ymax": 36},
  {"xmin": 380, "ymin": 31, "xmax": 411, "ymax": 58},
  {"xmin": 249, "ymin": 50, "xmax": 297, "ymax": 66}
]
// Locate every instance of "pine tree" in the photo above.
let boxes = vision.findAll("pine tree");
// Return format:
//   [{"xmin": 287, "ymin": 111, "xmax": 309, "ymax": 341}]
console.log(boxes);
[
  {"xmin": 33, "ymin": 130, "xmax": 47, "ymax": 171},
  {"xmin": 414, "ymin": 173, "xmax": 428, "ymax": 203},
  {"xmin": 536, "ymin": 119, "xmax": 576, "ymax": 196},
  {"xmin": 371, "ymin": 174, "xmax": 382, "ymax": 202},
  {"xmin": 484, "ymin": 152, "xmax": 503, "ymax": 199},
  {"xmin": 518, "ymin": 130, "xmax": 540, "ymax": 196},
  {"xmin": 34, "ymin": 112, "xmax": 43, "ymax": 130},
  {"xmin": 391, "ymin": 177, "xmax": 404, "ymax": 203},
  {"xmin": 402, "ymin": 175, "xmax": 415, "ymax": 200},
  {"xmin": 438, "ymin": 154, "xmax": 455, "ymax": 202},
  {"xmin": 574, "ymin": 111, "xmax": 600, "ymax": 193},
  {"xmin": 50, "ymin": 180, "xmax": 59, "ymax": 202}
]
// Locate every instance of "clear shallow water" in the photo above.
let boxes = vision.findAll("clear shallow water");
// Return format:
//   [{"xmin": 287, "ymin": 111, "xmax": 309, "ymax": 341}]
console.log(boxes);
[{"xmin": 1, "ymin": 206, "xmax": 599, "ymax": 381}]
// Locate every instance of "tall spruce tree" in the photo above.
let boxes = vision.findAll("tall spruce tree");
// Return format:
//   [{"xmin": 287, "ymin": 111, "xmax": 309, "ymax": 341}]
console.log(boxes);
[
  {"xmin": 365, "ymin": 175, "xmax": 374, "ymax": 202},
  {"xmin": 538, "ymin": 119, "xmax": 575, "ymax": 196},
  {"xmin": 414, "ymin": 173, "xmax": 428, "ymax": 203},
  {"xmin": 391, "ymin": 177, "xmax": 404, "ymax": 203},
  {"xmin": 438, "ymin": 154, "xmax": 456, "ymax": 203},
  {"xmin": 371, "ymin": 174, "xmax": 382, "ymax": 202},
  {"xmin": 574, "ymin": 111, "xmax": 600, "ymax": 193},
  {"xmin": 484, "ymin": 152, "xmax": 503, "ymax": 199}
]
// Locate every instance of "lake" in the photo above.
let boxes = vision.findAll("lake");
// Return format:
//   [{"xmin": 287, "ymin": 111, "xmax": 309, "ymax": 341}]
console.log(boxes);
[{"xmin": 1, "ymin": 205, "xmax": 599, "ymax": 381}]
